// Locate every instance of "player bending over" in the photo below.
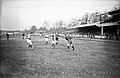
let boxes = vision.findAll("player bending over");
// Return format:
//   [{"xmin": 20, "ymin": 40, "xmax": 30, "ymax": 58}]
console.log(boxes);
[{"xmin": 65, "ymin": 34, "xmax": 75, "ymax": 51}]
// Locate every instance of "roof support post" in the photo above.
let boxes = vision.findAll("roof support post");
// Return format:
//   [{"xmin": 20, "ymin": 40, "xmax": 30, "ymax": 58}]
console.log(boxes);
[
  {"xmin": 117, "ymin": 25, "xmax": 119, "ymax": 35},
  {"xmin": 101, "ymin": 26, "xmax": 104, "ymax": 35}
]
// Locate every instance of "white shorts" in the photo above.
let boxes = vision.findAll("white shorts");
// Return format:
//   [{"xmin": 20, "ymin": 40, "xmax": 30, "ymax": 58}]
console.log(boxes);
[
  {"xmin": 52, "ymin": 40, "xmax": 56, "ymax": 44},
  {"xmin": 56, "ymin": 40, "xmax": 58, "ymax": 43},
  {"xmin": 67, "ymin": 44, "xmax": 73, "ymax": 46},
  {"xmin": 45, "ymin": 38, "xmax": 48, "ymax": 41},
  {"xmin": 67, "ymin": 41, "xmax": 73, "ymax": 46},
  {"xmin": 27, "ymin": 39, "xmax": 32, "ymax": 45}
]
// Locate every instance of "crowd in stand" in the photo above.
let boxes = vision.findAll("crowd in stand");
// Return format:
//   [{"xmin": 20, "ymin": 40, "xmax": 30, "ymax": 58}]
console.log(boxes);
[{"xmin": 80, "ymin": 9, "xmax": 120, "ymax": 25}]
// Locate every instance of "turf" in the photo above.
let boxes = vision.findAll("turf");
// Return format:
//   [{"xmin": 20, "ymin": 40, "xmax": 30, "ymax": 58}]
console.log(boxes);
[{"xmin": 1, "ymin": 36, "xmax": 120, "ymax": 78}]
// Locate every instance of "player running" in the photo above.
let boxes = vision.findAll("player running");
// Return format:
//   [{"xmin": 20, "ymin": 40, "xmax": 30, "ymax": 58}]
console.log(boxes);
[
  {"xmin": 55, "ymin": 33, "xmax": 60, "ymax": 45},
  {"xmin": 45, "ymin": 34, "xmax": 49, "ymax": 45},
  {"xmin": 22, "ymin": 33, "xmax": 25, "ymax": 39},
  {"xmin": 51, "ymin": 34, "xmax": 56, "ymax": 48},
  {"xmin": 26, "ymin": 32, "xmax": 33, "ymax": 50},
  {"xmin": 6, "ymin": 33, "xmax": 9, "ymax": 40},
  {"xmin": 65, "ymin": 34, "xmax": 75, "ymax": 51}
]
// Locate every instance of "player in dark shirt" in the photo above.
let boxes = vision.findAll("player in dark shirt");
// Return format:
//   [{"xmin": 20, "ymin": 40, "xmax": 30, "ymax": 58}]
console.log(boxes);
[
  {"xmin": 6, "ymin": 33, "xmax": 9, "ymax": 40},
  {"xmin": 51, "ymin": 34, "xmax": 56, "ymax": 47},
  {"xmin": 55, "ymin": 33, "xmax": 60, "ymax": 45},
  {"xmin": 22, "ymin": 33, "xmax": 25, "ymax": 39},
  {"xmin": 65, "ymin": 34, "xmax": 75, "ymax": 51}
]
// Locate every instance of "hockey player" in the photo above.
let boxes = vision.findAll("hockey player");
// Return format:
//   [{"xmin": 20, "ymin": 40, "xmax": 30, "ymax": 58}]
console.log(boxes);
[
  {"xmin": 51, "ymin": 34, "xmax": 56, "ymax": 48},
  {"xmin": 6, "ymin": 33, "xmax": 9, "ymax": 40},
  {"xmin": 26, "ymin": 32, "xmax": 33, "ymax": 50},
  {"xmin": 65, "ymin": 34, "xmax": 75, "ymax": 51},
  {"xmin": 55, "ymin": 33, "xmax": 60, "ymax": 45},
  {"xmin": 45, "ymin": 34, "xmax": 49, "ymax": 45}
]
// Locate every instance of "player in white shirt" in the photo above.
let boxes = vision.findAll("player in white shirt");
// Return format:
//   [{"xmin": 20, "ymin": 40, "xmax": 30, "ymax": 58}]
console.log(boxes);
[
  {"xmin": 45, "ymin": 34, "xmax": 49, "ymax": 45},
  {"xmin": 26, "ymin": 32, "xmax": 33, "ymax": 50}
]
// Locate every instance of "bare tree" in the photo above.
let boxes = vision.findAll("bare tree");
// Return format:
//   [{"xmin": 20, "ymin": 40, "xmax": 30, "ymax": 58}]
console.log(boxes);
[
  {"xmin": 29, "ymin": 25, "xmax": 37, "ymax": 33},
  {"xmin": 42, "ymin": 20, "xmax": 50, "ymax": 30},
  {"xmin": 112, "ymin": 0, "xmax": 120, "ymax": 10},
  {"xmin": 50, "ymin": 20, "xmax": 66, "ymax": 33},
  {"xmin": 81, "ymin": 13, "xmax": 89, "ymax": 24},
  {"xmin": 54, "ymin": 20, "xmax": 65, "ymax": 28}
]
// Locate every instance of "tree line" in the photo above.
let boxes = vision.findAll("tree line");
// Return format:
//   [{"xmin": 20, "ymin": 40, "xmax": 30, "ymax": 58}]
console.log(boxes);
[{"xmin": 22, "ymin": 1, "xmax": 120, "ymax": 34}]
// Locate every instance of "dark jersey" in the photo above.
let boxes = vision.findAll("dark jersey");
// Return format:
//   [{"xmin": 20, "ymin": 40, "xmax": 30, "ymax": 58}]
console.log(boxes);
[
  {"xmin": 55, "ymin": 34, "xmax": 59, "ymax": 40},
  {"xmin": 22, "ymin": 33, "xmax": 25, "ymax": 36},
  {"xmin": 52, "ymin": 35, "xmax": 55, "ymax": 41},
  {"xmin": 65, "ymin": 36, "xmax": 72, "ymax": 41},
  {"xmin": 6, "ymin": 34, "xmax": 9, "ymax": 38}
]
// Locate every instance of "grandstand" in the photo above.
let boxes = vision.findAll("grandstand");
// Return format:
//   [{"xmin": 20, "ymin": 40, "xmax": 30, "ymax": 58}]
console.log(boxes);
[
  {"xmin": 68, "ymin": 9, "xmax": 120, "ymax": 40},
  {"xmin": 0, "ymin": 30, "xmax": 21, "ymax": 36}
]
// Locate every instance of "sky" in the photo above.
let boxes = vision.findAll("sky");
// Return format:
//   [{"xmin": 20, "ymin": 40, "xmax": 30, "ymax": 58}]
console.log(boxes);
[{"xmin": 0, "ymin": 0, "xmax": 119, "ymax": 30}]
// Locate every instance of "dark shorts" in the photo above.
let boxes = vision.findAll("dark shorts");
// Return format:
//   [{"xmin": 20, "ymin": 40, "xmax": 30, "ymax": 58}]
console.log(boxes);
[{"xmin": 56, "ymin": 38, "xmax": 58, "ymax": 41}]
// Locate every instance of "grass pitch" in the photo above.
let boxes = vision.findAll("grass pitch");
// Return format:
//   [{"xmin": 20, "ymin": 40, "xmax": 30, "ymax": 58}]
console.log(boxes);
[{"xmin": 1, "ymin": 36, "xmax": 120, "ymax": 78}]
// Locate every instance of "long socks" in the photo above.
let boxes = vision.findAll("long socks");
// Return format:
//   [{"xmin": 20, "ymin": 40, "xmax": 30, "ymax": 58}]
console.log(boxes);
[
  {"xmin": 72, "ymin": 46, "xmax": 75, "ymax": 51},
  {"xmin": 67, "ymin": 46, "xmax": 75, "ymax": 51},
  {"xmin": 67, "ymin": 46, "xmax": 69, "ymax": 49}
]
